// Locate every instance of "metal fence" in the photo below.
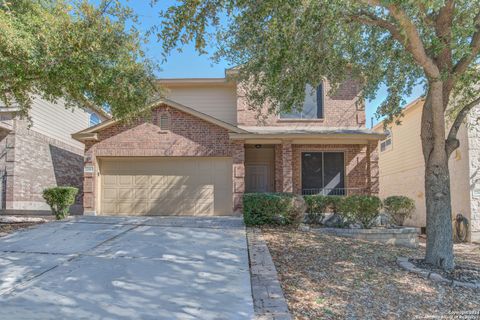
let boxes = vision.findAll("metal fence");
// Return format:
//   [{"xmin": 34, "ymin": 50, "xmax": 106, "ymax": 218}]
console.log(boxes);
[{"xmin": 301, "ymin": 188, "xmax": 368, "ymax": 196}]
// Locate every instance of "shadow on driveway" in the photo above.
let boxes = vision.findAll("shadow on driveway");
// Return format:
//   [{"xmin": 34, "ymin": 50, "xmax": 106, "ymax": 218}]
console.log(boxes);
[{"xmin": 0, "ymin": 216, "xmax": 253, "ymax": 320}]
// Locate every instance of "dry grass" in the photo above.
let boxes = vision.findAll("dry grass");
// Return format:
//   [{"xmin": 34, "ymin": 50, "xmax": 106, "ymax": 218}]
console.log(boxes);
[{"xmin": 261, "ymin": 227, "xmax": 480, "ymax": 320}]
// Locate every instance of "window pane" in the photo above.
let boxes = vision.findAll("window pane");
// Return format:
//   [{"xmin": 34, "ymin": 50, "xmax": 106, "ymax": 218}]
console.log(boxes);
[
  {"xmin": 280, "ymin": 84, "xmax": 320, "ymax": 119},
  {"xmin": 323, "ymin": 152, "xmax": 345, "ymax": 194},
  {"xmin": 301, "ymin": 152, "xmax": 345, "ymax": 195},
  {"xmin": 89, "ymin": 113, "xmax": 100, "ymax": 126},
  {"xmin": 301, "ymin": 153, "xmax": 323, "ymax": 191}
]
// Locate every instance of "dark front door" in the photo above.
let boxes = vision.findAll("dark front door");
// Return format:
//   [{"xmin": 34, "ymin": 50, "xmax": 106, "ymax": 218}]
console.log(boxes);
[{"xmin": 301, "ymin": 152, "xmax": 345, "ymax": 195}]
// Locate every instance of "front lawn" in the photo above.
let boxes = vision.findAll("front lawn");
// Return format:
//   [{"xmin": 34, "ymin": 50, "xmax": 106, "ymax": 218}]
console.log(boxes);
[{"xmin": 261, "ymin": 227, "xmax": 480, "ymax": 319}]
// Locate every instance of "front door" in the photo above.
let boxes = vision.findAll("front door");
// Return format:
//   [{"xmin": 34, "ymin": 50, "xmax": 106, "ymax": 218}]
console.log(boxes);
[{"xmin": 245, "ymin": 164, "xmax": 269, "ymax": 193}]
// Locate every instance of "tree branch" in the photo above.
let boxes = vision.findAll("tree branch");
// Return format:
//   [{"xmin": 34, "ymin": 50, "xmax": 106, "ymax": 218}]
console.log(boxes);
[
  {"xmin": 349, "ymin": 11, "xmax": 406, "ymax": 44},
  {"xmin": 433, "ymin": 0, "xmax": 455, "ymax": 110},
  {"xmin": 355, "ymin": 0, "xmax": 441, "ymax": 79},
  {"xmin": 416, "ymin": 2, "xmax": 436, "ymax": 27},
  {"xmin": 445, "ymin": 95, "xmax": 480, "ymax": 156},
  {"xmin": 453, "ymin": 11, "xmax": 480, "ymax": 76},
  {"xmin": 386, "ymin": 4, "xmax": 441, "ymax": 80},
  {"xmin": 434, "ymin": 0, "xmax": 454, "ymax": 68},
  {"xmin": 99, "ymin": 0, "xmax": 114, "ymax": 16}
]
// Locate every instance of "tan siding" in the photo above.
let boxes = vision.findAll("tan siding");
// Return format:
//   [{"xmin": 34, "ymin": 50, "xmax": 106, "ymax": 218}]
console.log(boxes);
[
  {"xmin": 29, "ymin": 97, "xmax": 92, "ymax": 149},
  {"xmin": 449, "ymin": 123, "xmax": 471, "ymax": 225},
  {"xmin": 164, "ymin": 85, "xmax": 237, "ymax": 125},
  {"xmin": 374, "ymin": 101, "xmax": 472, "ymax": 228}
]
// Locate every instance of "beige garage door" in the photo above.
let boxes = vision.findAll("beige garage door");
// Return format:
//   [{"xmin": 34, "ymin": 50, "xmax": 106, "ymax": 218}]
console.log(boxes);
[{"xmin": 99, "ymin": 157, "xmax": 233, "ymax": 216}]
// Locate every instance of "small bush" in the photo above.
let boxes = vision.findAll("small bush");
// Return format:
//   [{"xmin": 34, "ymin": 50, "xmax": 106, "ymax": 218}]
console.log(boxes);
[
  {"xmin": 304, "ymin": 195, "xmax": 329, "ymax": 214},
  {"xmin": 339, "ymin": 195, "xmax": 382, "ymax": 228},
  {"xmin": 323, "ymin": 196, "xmax": 343, "ymax": 214},
  {"xmin": 303, "ymin": 195, "xmax": 344, "ymax": 224},
  {"xmin": 243, "ymin": 193, "xmax": 306, "ymax": 226},
  {"xmin": 383, "ymin": 196, "xmax": 415, "ymax": 226},
  {"xmin": 43, "ymin": 187, "xmax": 78, "ymax": 220}
]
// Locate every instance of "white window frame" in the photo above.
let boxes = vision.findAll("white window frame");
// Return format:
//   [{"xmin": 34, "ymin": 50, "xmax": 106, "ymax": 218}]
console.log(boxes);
[{"xmin": 380, "ymin": 129, "xmax": 392, "ymax": 152}]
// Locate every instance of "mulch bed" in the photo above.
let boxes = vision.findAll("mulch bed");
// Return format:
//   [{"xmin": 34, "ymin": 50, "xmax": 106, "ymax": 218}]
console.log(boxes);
[
  {"xmin": 261, "ymin": 226, "xmax": 480, "ymax": 320},
  {"xmin": 0, "ymin": 222, "xmax": 44, "ymax": 236}
]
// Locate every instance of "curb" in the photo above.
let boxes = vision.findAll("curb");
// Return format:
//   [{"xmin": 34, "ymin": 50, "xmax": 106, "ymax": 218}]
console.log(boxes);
[
  {"xmin": 247, "ymin": 228, "xmax": 292, "ymax": 320},
  {"xmin": 396, "ymin": 257, "xmax": 480, "ymax": 290}
]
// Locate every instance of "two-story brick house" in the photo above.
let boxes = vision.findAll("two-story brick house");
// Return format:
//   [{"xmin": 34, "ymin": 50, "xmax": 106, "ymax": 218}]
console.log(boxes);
[
  {"xmin": 0, "ymin": 97, "xmax": 108, "ymax": 215},
  {"xmin": 73, "ymin": 71, "xmax": 383, "ymax": 216}
]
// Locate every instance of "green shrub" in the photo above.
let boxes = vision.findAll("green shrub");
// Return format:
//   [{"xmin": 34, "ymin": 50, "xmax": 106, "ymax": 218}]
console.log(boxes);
[
  {"xmin": 325, "ymin": 196, "xmax": 343, "ymax": 214},
  {"xmin": 243, "ymin": 193, "xmax": 306, "ymax": 226},
  {"xmin": 303, "ymin": 195, "xmax": 344, "ymax": 224},
  {"xmin": 338, "ymin": 195, "xmax": 382, "ymax": 228},
  {"xmin": 383, "ymin": 196, "xmax": 415, "ymax": 226},
  {"xmin": 304, "ymin": 195, "xmax": 325, "ymax": 213},
  {"xmin": 42, "ymin": 187, "xmax": 78, "ymax": 220}
]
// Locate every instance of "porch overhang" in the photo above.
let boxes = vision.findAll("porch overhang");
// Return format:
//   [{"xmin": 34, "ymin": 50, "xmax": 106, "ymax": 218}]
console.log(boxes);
[
  {"xmin": 229, "ymin": 131, "xmax": 386, "ymax": 145},
  {"xmin": 0, "ymin": 120, "xmax": 12, "ymax": 140},
  {"xmin": 71, "ymin": 132, "xmax": 99, "ymax": 142}
]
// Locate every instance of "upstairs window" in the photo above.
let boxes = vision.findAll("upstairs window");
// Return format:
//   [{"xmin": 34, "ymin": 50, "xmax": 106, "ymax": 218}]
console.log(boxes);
[
  {"xmin": 380, "ymin": 129, "xmax": 392, "ymax": 152},
  {"xmin": 280, "ymin": 83, "xmax": 324, "ymax": 119},
  {"xmin": 89, "ymin": 113, "xmax": 100, "ymax": 126}
]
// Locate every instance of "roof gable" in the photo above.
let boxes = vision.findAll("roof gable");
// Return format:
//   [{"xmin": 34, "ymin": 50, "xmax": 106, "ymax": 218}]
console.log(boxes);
[{"xmin": 72, "ymin": 97, "xmax": 246, "ymax": 142}]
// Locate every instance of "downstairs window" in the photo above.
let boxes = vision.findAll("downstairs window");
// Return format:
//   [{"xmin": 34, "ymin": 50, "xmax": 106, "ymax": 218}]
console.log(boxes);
[{"xmin": 301, "ymin": 152, "xmax": 345, "ymax": 195}]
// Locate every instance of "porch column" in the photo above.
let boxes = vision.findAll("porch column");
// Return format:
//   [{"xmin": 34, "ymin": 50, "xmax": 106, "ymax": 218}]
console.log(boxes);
[
  {"xmin": 83, "ymin": 144, "xmax": 96, "ymax": 215},
  {"xmin": 232, "ymin": 141, "xmax": 245, "ymax": 214},
  {"xmin": 367, "ymin": 141, "xmax": 379, "ymax": 195},
  {"xmin": 274, "ymin": 144, "xmax": 283, "ymax": 192},
  {"xmin": 281, "ymin": 141, "xmax": 293, "ymax": 193}
]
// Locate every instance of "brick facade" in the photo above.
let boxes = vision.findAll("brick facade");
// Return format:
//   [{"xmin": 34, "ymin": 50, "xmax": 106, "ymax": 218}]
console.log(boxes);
[
  {"xmin": 274, "ymin": 144, "xmax": 283, "ymax": 192},
  {"xmin": 232, "ymin": 141, "xmax": 245, "ymax": 213},
  {"xmin": 1, "ymin": 119, "xmax": 84, "ymax": 214},
  {"xmin": 270, "ymin": 142, "xmax": 379, "ymax": 195},
  {"xmin": 83, "ymin": 104, "xmax": 241, "ymax": 213},
  {"xmin": 77, "ymin": 78, "xmax": 378, "ymax": 216},
  {"xmin": 237, "ymin": 79, "xmax": 366, "ymax": 127},
  {"xmin": 281, "ymin": 142, "xmax": 293, "ymax": 192},
  {"xmin": 367, "ymin": 141, "xmax": 380, "ymax": 195}
]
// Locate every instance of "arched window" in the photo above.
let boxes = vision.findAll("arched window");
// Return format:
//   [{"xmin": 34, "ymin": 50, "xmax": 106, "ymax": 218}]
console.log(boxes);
[{"xmin": 89, "ymin": 113, "xmax": 100, "ymax": 126}]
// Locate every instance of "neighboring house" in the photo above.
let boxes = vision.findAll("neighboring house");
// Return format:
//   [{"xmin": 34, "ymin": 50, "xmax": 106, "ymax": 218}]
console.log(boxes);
[
  {"xmin": 72, "ymin": 71, "xmax": 384, "ymax": 216},
  {"xmin": 373, "ymin": 99, "xmax": 480, "ymax": 242},
  {"xmin": 0, "ymin": 97, "xmax": 108, "ymax": 214}
]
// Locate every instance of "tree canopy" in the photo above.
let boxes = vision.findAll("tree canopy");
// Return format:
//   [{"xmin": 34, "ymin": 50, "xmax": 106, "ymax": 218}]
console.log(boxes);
[
  {"xmin": 0, "ymin": 0, "xmax": 158, "ymax": 119},
  {"xmin": 156, "ymin": 0, "xmax": 479, "ymax": 126}
]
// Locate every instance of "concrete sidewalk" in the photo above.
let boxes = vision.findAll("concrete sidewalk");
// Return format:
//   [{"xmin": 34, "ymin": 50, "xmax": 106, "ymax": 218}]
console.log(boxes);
[{"xmin": 0, "ymin": 216, "xmax": 254, "ymax": 320}]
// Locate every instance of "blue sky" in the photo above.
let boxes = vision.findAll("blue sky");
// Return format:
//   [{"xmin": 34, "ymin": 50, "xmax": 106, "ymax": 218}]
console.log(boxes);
[{"xmin": 127, "ymin": 1, "xmax": 424, "ymax": 128}]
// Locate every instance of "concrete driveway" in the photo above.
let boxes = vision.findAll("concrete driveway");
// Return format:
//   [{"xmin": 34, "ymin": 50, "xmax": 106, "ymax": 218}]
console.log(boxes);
[{"xmin": 0, "ymin": 216, "xmax": 254, "ymax": 320}]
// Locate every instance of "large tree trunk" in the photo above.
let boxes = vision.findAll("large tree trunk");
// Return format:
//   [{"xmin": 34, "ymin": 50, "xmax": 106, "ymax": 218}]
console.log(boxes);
[{"xmin": 420, "ymin": 82, "xmax": 455, "ymax": 271}]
